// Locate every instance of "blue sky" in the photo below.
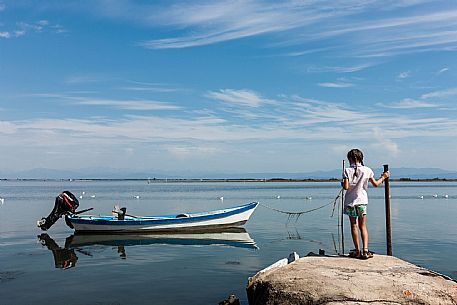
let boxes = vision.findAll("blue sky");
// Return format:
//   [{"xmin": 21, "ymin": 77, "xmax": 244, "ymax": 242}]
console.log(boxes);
[{"xmin": 1, "ymin": 0, "xmax": 457, "ymax": 174}]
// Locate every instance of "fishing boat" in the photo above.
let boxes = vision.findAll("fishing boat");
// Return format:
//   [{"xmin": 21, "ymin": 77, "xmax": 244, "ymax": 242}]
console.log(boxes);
[{"xmin": 66, "ymin": 202, "xmax": 259, "ymax": 233}]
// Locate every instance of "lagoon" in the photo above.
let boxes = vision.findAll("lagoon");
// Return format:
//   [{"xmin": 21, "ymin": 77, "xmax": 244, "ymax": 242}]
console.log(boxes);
[{"xmin": 0, "ymin": 180, "xmax": 456, "ymax": 304}]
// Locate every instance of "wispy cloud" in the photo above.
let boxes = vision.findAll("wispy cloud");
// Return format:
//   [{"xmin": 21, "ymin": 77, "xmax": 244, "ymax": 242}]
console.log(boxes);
[
  {"xmin": 381, "ymin": 98, "xmax": 437, "ymax": 109},
  {"xmin": 397, "ymin": 71, "xmax": 411, "ymax": 79},
  {"xmin": 206, "ymin": 89, "xmax": 273, "ymax": 107},
  {"xmin": 307, "ymin": 64, "xmax": 372, "ymax": 73},
  {"xmin": 9, "ymin": 0, "xmax": 455, "ymax": 59},
  {"xmin": 130, "ymin": 0, "xmax": 457, "ymax": 58},
  {"xmin": 318, "ymin": 82, "xmax": 354, "ymax": 88},
  {"xmin": 77, "ymin": 98, "xmax": 181, "ymax": 111},
  {"xmin": 436, "ymin": 67, "xmax": 449, "ymax": 75},
  {"xmin": 0, "ymin": 19, "xmax": 66, "ymax": 39},
  {"xmin": 138, "ymin": 1, "xmax": 325, "ymax": 49},
  {"xmin": 4, "ymin": 92, "xmax": 455, "ymax": 145},
  {"xmin": 26, "ymin": 92, "xmax": 181, "ymax": 111},
  {"xmin": 121, "ymin": 80, "xmax": 182, "ymax": 93},
  {"xmin": 137, "ymin": 1, "xmax": 417, "ymax": 49},
  {"xmin": 3, "ymin": 87, "xmax": 457, "ymax": 172},
  {"xmin": 371, "ymin": 128, "xmax": 399, "ymax": 156},
  {"xmin": 64, "ymin": 76, "xmax": 182, "ymax": 93},
  {"xmin": 421, "ymin": 87, "xmax": 457, "ymax": 99}
]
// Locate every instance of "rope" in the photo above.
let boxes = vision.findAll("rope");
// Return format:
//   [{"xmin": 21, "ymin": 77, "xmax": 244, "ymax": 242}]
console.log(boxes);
[{"xmin": 259, "ymin": 188, "xmax": 343, "ymax": 223}]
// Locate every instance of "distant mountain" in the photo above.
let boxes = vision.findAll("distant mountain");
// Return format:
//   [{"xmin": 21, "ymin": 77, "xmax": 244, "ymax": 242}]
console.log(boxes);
[{"xmin": 1, "ymin": 167, "xmax": 456, "ymax": 180}]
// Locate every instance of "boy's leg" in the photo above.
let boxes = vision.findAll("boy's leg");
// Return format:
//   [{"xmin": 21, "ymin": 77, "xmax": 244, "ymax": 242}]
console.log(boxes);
[
  {"xmin": 358, "ymin": 214, "xmax": 368, "ymax": 251},
  {"xmin": 349, "ymin": 216, "xmax": 359, "ymax": 251}
]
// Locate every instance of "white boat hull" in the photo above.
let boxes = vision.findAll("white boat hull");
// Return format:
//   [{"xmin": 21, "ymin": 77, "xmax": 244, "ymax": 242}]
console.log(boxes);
[{"xmin": 69, "ymin": 202, "xmax": 258, "ymax": 233}]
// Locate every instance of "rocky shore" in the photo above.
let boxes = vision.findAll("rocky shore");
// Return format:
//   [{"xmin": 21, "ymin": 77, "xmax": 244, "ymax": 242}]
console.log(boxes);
[{"xmin": 247, "ymin": 254, "xmax": 457, "ymax": 305}]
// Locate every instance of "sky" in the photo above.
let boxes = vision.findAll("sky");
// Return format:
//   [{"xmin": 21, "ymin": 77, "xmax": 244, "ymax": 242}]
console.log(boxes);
[{"xmin": 1, "ymin": 0, "xmax": 457, "ymax": 175}]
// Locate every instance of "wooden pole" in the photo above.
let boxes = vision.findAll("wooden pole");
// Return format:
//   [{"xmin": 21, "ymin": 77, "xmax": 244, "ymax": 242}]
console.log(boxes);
[
  {"xmin": 341, "ymin": 160, "xmax": 345, "ymax": 255},
  {"xmin": 383, "ymin": 164, "xmax": 392, "ymax": 256}
]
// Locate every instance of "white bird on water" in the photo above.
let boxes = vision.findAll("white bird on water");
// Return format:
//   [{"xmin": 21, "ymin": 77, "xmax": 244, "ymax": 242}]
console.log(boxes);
[
  {"xmin": 134, "ymin": 195, "xmax": 140, "ymax": 199},
  {"xmin": 419, "ymin": 195, "xmax": 424, "ymax": 199},
  {"xmin": 91, "ymin": 195, "xmax": 96, "ymax": 198},
  {"xmin": 219, "ymin": 196, "xmax": 224, "ymax": 202},
  {"xmin": 276, "ymin": 195, "xmax": 281, "ymax": 199},
  {"xmin": 0, "ymin": 198, "xmax": 4, "ymax": 205},
  {"xmin": 444, "ymin": 194, "xmax": 449, "ymax": 199},
  {"xmin": 433, "ymin": 194, "xmax": 438, "ymax": 198}
]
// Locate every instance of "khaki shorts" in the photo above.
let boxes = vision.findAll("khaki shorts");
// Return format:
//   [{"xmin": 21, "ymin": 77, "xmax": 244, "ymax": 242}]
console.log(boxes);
[{"xmin": 344, "ymin": 204, "xmax": 367, "ymax": 218}]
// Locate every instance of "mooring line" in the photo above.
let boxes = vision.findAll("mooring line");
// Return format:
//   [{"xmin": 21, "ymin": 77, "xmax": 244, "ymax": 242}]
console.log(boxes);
[{"xmin": 259, "ymin": 188, "xmax": 343, "ymax": 222}]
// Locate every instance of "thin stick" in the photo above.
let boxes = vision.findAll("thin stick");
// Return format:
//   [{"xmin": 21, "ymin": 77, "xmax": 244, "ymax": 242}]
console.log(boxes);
[
  {"xmin": 74, "ymin": 207, "xmax": 94, "ymax": 215},
  {"xmin": 336, "ymin": 191, "xmax": 342, "ymax": 254},
  {"xmin": 341, "ymin": 160, "xmax": 345, "ymax": 255}
]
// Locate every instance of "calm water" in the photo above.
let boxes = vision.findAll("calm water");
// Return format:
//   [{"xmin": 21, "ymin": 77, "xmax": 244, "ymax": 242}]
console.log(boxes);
[{"xmin": 0, "ymin": 180, "xmax": 456, "ymax": 305}]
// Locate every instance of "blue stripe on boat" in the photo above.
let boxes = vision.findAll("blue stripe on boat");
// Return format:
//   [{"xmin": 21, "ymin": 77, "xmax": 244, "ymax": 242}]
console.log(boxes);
[{"xmin": 69, "ymin": 202, "xmax": 258, "ymax": 226}]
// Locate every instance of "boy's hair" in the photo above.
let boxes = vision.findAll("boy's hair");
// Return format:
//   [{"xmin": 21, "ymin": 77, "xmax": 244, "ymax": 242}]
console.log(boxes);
[{"xmin": 347, "ymin": 149, "xmax": 364, "ymax": 179}]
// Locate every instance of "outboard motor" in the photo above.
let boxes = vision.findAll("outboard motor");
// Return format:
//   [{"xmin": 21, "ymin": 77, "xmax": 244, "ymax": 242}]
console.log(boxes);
[{"xmin": 37, "ymin": 191, "xmax": 79, "ymax": 231}]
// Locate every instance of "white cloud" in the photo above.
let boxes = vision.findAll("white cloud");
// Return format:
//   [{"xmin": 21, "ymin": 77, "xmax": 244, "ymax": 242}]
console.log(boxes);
[
  {"xmin": 129, "ymin": 1, "xmax": 457, "ymax": 58},
  {"xmin": 318, "ymin": 82, "xmax": 354, "ymax": 88},
  {"xmin": 138, "ymin": 1, "xmax": 327, "ymax": 49},
  {"xmin": 121, "ymin": 80, "xmax": 182, "ymax": 93},
  {"xmin": 77, "ymin": 98, "xmax": 181, "ymax": 111},
  {"xmin": 166, "ymin": 145, "xmax": 221, "ymax": 158},
  {"xmin": 2, "ymin": 88, "xmax": 457, "ymax": 172},
  {"xmin": 24, "ymin": 92, "xmax": 181, "ymax": 111},
  {"xmin": 421, "ymin": 87, "xmax": 457, "ymax": 99},
  {"xmin": 138, "ymin": 1, "xmax": 416, "ymax": 49},
  {"xmin": 371, "ymin": 128, "xmax": 399, "ymax": 156},
  {"xmin": 397, "ymin": 71, "xmax": 411, "ymax": 79},
  {"xmin": 307, "ymin": 64, "xmax": 372, "ymax": 73},
  {"xmin": 206, "ymin": 89, "xmax": 271, "ymax": 107},
  {"xmin": 383, "ymin": 98, "xmax": 437, "ymax": 109},
  {"xmin": 0, "ymin": 20, "xmax": 66, "ymax": 39},
  {"xmin": 437, "ymin": 67, "xmax": 449, "ymax": 74}
]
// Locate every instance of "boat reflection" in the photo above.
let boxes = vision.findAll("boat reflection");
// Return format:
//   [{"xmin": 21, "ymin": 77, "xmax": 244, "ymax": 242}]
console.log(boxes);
[{"xmin": 38, "ymin": 228, "xmax": 257, "ymax": 269}]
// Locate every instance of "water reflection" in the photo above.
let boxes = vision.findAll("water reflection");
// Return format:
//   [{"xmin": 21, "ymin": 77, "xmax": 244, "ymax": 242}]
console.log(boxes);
[
  {"xmin": 38, "ymin": 228, "xmax": 257, "ymax": 269},
  {"xmin": 38, "ymin": 234, "xmax": 78, "ymax": 269}
]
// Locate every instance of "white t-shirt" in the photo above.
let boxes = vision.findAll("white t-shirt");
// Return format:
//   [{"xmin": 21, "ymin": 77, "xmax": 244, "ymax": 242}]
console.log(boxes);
[{"xmin": 343, "ymin": 164, "xmax": 374, "ymax": 208}]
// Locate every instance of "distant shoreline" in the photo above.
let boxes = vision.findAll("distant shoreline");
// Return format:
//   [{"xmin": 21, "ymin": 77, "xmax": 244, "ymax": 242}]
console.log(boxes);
[{"xmin": 1, "ymin": 178, "xmax": 457, "ymax": 182}]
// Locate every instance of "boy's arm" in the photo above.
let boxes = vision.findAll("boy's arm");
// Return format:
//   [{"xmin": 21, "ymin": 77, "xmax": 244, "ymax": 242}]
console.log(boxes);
[{"xmin": 370, "ymin": 171, "xmax": 390, "ymax": 187}]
